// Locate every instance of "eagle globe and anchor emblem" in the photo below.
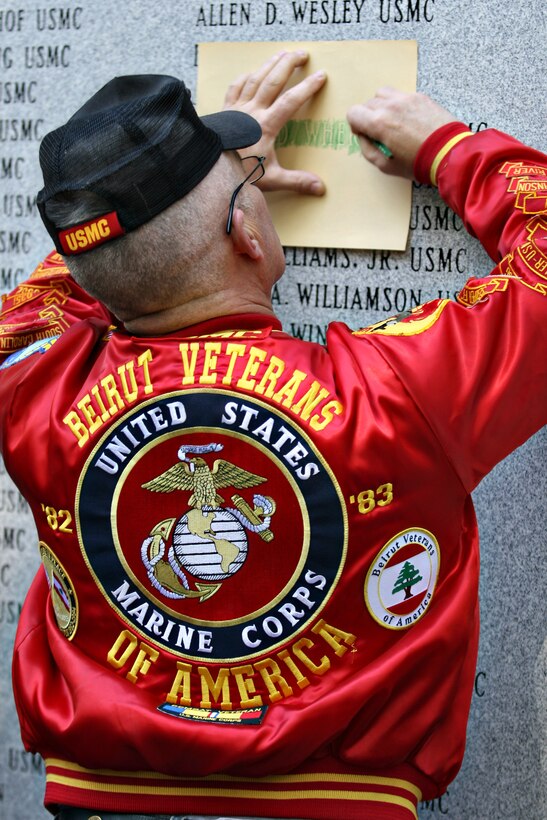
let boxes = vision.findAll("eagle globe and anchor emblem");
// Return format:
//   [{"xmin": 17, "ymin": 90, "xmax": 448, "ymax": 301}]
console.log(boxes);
[{"xmin": 140, "ymin": 443, "xmax": 276, "ymax": 602}]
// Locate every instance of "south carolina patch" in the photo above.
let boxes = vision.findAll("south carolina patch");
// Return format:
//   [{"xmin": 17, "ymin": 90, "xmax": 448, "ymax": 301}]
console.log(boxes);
[
  {"xmin": 365, "ymin": 528, "xmax": 440, "ymax": 629},
  {"xmin": 0, "ymin": 336, "xmax": 59, "ymax": 370}
]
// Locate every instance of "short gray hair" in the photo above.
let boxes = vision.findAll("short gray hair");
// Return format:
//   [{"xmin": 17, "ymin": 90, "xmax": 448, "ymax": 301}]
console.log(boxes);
[{"xmin": 44, "ymin": 154, "xmax": 244, "ymax": 321}]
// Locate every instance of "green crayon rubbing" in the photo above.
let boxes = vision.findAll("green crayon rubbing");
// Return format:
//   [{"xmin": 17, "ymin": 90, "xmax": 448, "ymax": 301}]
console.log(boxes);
[{"xmin": 275, "ymin": 119, "xmax": 363, "ymax": 155}]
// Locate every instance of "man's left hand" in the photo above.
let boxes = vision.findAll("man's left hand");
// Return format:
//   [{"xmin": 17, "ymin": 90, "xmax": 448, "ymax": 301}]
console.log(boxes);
[{"xmin": 224, "ymin": 51, "xmax": 327, "ymax": 196}]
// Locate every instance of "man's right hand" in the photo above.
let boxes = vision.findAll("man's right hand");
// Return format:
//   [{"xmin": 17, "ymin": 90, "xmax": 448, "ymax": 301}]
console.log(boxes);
[{"xmin": 347, "ymin": 88, "xmax": 456, "ymax": 179}]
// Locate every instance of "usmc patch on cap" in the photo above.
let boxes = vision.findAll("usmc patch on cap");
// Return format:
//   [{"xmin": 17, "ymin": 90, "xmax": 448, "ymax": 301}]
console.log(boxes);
[
  {"xmin": 58, "ymin": 212, "xmax": 125, "ymax": 255},
  {"xmin": 365, "ymin": 528, "xmax": 440, "ymax": 629},
  {"xmin": 75, "ymin": 389, "xmax": 347, "ymax": 662}
]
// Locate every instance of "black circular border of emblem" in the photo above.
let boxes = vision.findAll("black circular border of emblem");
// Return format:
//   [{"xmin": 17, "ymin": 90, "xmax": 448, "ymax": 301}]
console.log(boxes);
[{"xmin": 76, "ymin": 390, "xmax": 347, "ymax": 661}]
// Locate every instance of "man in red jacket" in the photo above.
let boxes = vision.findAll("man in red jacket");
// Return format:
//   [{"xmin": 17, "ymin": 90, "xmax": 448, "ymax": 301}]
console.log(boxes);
[{"xmin": 0, "ymin": 52, "xmax": 545, "ymax": 820}]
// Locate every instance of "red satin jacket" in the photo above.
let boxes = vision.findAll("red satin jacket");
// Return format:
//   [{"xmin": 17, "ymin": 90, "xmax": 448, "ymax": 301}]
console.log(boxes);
[{"xmin": 1, "ymin": 126, "xmax": 545, "ymax": 819}]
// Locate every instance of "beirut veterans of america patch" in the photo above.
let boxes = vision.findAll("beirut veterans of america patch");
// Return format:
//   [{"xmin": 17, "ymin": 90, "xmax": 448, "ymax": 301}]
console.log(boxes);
[{"xmin": 364, "ymin": 528, "xmax": 440, "ymax": 629}]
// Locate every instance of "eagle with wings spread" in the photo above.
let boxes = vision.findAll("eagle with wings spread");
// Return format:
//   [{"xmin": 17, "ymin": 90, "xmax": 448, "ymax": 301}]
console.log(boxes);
[{"xmin": 141, "ymin": 443, "xmax": 266, "ymax": 509}]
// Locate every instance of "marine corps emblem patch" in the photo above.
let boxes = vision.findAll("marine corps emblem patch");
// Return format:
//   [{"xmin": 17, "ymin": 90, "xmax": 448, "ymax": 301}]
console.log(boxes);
[{"xmin": 76, "ymin": 390, "xmax": 347, "ymax": 662}]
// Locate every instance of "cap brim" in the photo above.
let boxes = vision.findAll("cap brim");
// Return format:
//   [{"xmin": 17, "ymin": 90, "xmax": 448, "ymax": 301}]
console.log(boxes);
[{"xmin": 201, "ymin": 109, "xmax": 261, "ymax": 150}]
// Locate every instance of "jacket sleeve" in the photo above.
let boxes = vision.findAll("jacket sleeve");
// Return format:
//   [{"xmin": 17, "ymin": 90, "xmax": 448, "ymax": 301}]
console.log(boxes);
[
  {"xmin": 364, "ymin": 128, "xmax": 547, "ymax": 492},
  {"xmin": 0, "ymin": 249, "xmax": 114, "ymax": 367}
]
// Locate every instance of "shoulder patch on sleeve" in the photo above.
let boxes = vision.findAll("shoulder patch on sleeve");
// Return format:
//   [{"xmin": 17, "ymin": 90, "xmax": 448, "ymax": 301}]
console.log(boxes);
[
  {"xmin": 456, "ymin": 276, "xmax": 510, "ymax": 307},
  {"xmin": 499, "ymin": 162, "xmax": 547, "ymax": 216},
  {"xmin": 496, "ymin": 217, "xmax": 547, "ymax": 296},
  {"xmin": 354, "ymin": 300, "xmax": 450, "ymax": 337}
]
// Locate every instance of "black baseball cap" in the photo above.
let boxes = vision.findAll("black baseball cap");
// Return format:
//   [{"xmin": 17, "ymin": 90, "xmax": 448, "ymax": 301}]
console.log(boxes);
[{"xmin": 37, "ymin": 74, "xmax": 262, "ymax": 255}]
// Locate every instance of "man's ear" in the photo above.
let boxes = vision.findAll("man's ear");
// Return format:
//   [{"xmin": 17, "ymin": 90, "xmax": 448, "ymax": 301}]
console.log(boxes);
[{"xmin": 229, "ymin": 208, "xmax": 264, "ymax": 261}]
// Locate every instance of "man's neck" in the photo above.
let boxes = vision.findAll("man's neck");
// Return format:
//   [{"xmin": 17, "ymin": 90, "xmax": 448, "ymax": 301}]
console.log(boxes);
[{"xmin": 121, "ymin": 288, "xmax": 276, "ymax": 336}]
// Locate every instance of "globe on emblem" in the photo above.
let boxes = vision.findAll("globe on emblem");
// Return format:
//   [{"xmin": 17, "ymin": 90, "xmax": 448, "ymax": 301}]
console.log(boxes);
[{"xmin": 172, "ymin": 507, "xmax": 248, "ymax": 581}]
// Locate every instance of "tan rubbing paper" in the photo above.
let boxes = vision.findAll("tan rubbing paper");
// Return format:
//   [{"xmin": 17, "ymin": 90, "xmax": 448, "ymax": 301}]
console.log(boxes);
[{"xmin": 197, "ymin": 41, "xmax": 417, "ymax": 250}]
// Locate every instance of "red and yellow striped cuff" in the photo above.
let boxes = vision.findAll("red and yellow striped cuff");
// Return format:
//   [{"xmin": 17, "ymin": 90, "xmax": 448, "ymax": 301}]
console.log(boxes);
[
  {"xmin": 44, "ymin": 757, "xmax": 424, "ymax": 819},
  {"xmin": 414, "ymin": 122, "xmax": 474, "ymax": 186}
]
